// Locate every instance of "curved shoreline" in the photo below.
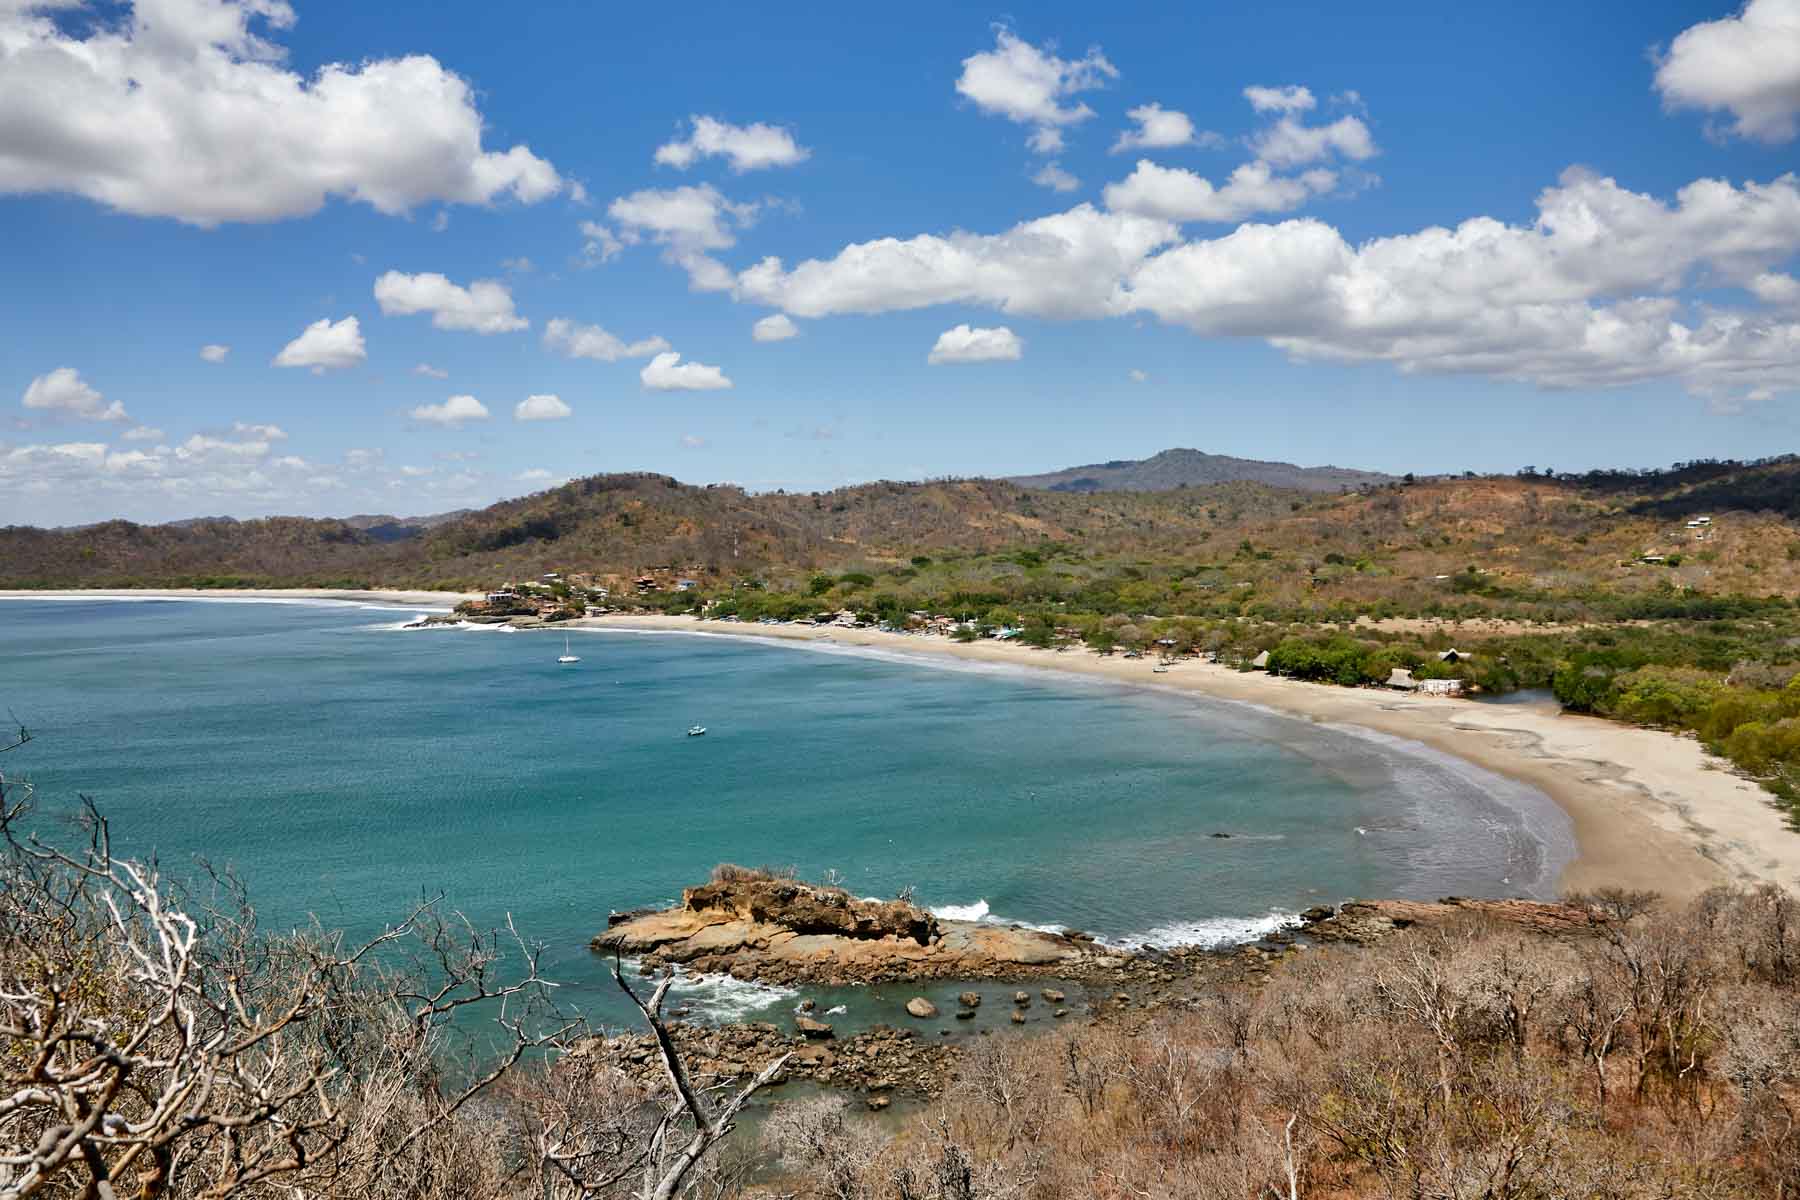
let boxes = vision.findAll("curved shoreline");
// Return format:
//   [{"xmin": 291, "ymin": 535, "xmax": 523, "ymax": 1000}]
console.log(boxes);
[
  {"xmin": 6, "ymin": 590, "xmax": 1795, "ymax": 900},
  {"xmin": 565, "ymin": 614, "xmax": 1799, "ymax": 901}
]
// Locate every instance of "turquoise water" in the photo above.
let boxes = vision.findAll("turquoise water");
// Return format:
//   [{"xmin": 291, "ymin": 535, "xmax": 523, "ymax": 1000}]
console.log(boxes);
[{"xmin": 0, "ymin": 598, "xmax": 1572, "ymax": 1029}]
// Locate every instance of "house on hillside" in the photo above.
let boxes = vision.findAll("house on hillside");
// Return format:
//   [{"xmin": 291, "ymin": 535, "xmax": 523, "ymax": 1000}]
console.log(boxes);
[
  {"xmin": 675, "ymin": 578, "xmax": 699, "ymax": 592},
  {"xmin": 1437, "ymin": 648, "xmax": 1468, "ymax": 663}
]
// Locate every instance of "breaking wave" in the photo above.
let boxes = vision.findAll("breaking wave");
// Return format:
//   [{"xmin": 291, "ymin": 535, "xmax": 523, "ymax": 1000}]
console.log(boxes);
[{"xmin": 1102, "ymin": 911, "xmax": 1301, "ymax": 952}]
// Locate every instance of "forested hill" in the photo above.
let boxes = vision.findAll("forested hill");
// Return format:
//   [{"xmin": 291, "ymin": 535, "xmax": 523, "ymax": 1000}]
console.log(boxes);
[
  {"xmin": 0, "ymin": 474, "xmax": 1301, "ymax": 591},
  {"xmin": 1008, "ymin": 447, "xmax": 1396, "ymax": 493},
  {"xmin": 3, "ymin": 458, "xmax": 1800, "ymax": 597}
]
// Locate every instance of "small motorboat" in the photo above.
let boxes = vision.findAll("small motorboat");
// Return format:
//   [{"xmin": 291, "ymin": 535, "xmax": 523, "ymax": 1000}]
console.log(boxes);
[
  {"xmin": 687, "ymin": 725, "xmax": 707, "ymax": 737},
  {"xmin": 557, "ymin": 634, "xmax": 580, "ymax": 664},
  {"xmin": 1152, "ymin": 663, "xmax": 1170, "ymax": 673}
]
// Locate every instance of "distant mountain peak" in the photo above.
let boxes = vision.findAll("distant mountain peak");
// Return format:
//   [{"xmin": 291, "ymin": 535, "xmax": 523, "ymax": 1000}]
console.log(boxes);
[{"xmin": 1007, "ymin": 448, "xmax": 1394, "ymax": 494}]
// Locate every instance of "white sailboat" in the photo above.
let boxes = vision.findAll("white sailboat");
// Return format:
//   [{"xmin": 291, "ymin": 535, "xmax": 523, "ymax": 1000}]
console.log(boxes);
[{"xmin": 558, "ymin": 634, "xmax": 581, "ymax": 664}]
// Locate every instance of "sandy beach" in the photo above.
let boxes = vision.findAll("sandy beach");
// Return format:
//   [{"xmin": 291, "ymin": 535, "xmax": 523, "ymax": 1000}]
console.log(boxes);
[{"xmin": 568, "ymin": 614, "xmax": 1800, "ymax": 901}]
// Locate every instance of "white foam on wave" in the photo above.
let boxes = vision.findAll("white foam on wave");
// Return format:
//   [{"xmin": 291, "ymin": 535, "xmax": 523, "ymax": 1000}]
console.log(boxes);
[
  {"xmin": 664, "ymin": 968, "xmax": 799, "ymax": 1022},
  {"xmin": 930, "ymin": 898, "xmax": 1065, "ymax": 935},
  {"xmin": 1103, "ymin": 911, "xmax": 1300, "ymax": 952}
]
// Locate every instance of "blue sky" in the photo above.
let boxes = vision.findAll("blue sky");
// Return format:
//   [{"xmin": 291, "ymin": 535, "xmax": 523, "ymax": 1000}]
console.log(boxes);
[{"xmin": 4, "ymin": 0, "xmax": 1800, "ymax": 524}]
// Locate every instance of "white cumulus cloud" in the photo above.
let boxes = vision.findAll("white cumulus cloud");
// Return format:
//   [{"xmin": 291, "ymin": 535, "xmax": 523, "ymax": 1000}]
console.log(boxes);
[
  {"xmin": 1030, "ymin": 161, "xmax": 1081, "ymax": 192},
  {"xmin": 1104, "ymin": 159, "xmax": 1337, "ymax": 223},
  {"xmin": 1243, "ymin": 85, "xmax": 1317, "ymax": 114},
  {"xmin": 733, "ymin": 204, "xmax": 1179, "ymax": 320},
  {"xmin": 199, "ymin": 344, "xmax": 229, "ymax": 363},
  {"xmin": 273, "ymin": 316, "xmax": 365, "ymax": 372},
  {"xmin": 543, "ymin": 318, "xmax": 670, "ymax": 361},
  {"xmin": 752, "ymin": 314, "xmax": 799, "ymax": 342},
  {"xmin": 1250, "ymin": 112, "xmax": 1378, "ymax": 168},
  {"xmin": 1656, "ymin": 0, "xmax": 1800, "ymax": 142},
  {"xmin": 21, "ymin": 367, "xmax": 128, "ymax": 422},
  {"xmin": 640, "ymin": 351, "xmax": 732, "ymax": 391},
  {"xmin": 409, "ymin": 394, "xmax": 490, "ymax": 427},
  {"xmin": 1112, "ymin": 102, "xmax": 1216, "ymax": 153},
  {"xmin": 373, "ymin": 272, "xmax": 527, "ymax": 334},
  {"xmin": 955, "ymin": 29, "xmax": 1117, "ymax": 154},
  {"xmin": 514, "ymin": 393, "xmax": 572, "ymax": 421},
  {"xmin": 928, "ymin": 324, "xmax": 1023, "ymax": 364},
  {"xmin": 654, "ymin": 115, "xmax": 810, "ymax": 172},
  {"xmin": 607, "ymin": 184, "xmax": 758, "ymax": 290},
  {"xmin": 0, "ymin": 0, "xmax": 561, "ymax": 225}
]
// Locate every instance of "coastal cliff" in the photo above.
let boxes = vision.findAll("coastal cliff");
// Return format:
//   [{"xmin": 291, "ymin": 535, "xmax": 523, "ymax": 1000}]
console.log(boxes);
[{"xmin": 593, "ymin": 874, "xmax": 1114, "ymax": 985}]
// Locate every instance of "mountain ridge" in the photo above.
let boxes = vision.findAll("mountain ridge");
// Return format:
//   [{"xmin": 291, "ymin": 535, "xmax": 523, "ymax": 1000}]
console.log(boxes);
[{"xmin": 1008, "ymin": 447, "xmax": 1396, "ymax": 493}]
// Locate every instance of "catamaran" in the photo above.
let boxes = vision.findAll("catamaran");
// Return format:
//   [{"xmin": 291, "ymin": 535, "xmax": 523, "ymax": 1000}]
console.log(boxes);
[{"xmin": 558, "ymin": 635, "xmax": 580, "ymax": 664}]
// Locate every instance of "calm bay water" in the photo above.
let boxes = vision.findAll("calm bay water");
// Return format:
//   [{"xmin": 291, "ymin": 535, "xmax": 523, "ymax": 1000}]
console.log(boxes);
[{"xmin": 0, "ymin": 598, "xmax": 1572, "ymax": 1028}]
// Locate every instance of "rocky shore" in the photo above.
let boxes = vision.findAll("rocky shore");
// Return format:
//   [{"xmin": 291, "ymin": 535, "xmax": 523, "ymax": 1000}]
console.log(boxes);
[
  {"xmin": 593, "ymin": 875, "xmax": 1122, "ymax": 986},
  {"xmin": 583, "ymin": 879, "xmax": 1607, "ymax": 1097}
]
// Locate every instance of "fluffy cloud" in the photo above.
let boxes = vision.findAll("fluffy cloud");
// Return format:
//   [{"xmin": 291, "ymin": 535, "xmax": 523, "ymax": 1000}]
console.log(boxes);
[
  {"xmin": 409, "ymin": 394, "xmax": 490, "ymax": 427},
  {"xmin": 120, "ymin": 425, "xmax": 165, "ymax": 442},
  {"xmin": 1656, "ymin": 0, "xmax": 1800, "ymax": 142},
  {"xmin": 734, "ymin": 204, "xmax": 1178, "ymax": 320},
  {"xmin": 1120, "ymin": 170, "xmax": 1800, "ymax": 401},
  {"xmin": 514, "ymin": 393, "xmax": 571, "ymax": 421},
  {"xmin": 1243, "ymin": 85, "xmax": 1316, "ymax": 114},
  {"xmin": 1104, "ymin": 159, "xmax": 1336, "ymax": 223},
  {"xmin": 1112, "ymin": 102, "xmax": 1215, "ymax": 153},
  {"xmin": 1128, "ymin": 368, "xmax": 1148, "ymax": 383},
  {"xmin": 199, "ymin": 344, "xmax": 229, "ymax": 363},
  {"xmin": 731, "ymin": 167, "xmax": 1800, "ymax": 404},
  {"xmin": 955, "ymin": 29, "xmax": 1117, "ymax": 154},
  {"xmin": 21, "ymin": 367, "xmax": 128, "ymax": 422},
  {"xmin": 654, "ymin": 115, "xmax": 810, "ymax": 172},
  {"xmin": 1250, "ymin": 112, "xmax": 1377, "ymax": 168},
  {"xmin": 752, "ymin": 314, "xmax": 799, "ymax": 342},
  {"xmin": 0, "ymin": 0, "xmax": 561, "ymax": 225},
  {"xmin": 927, "ymin": 324, "xmax": 1023, "ymax": 364},
  {"xmin": 273, "ymin": 316, "xmax": 366, "ymax": 371},
  {"xmin": 579, "ymin": 220, "xmax": 625, "ymax": 265},
  {"xmin": 1030, "ymin": 162, "xmax": 1080, "ymax": 192},
  {"xmin": 542, "ymin": 318, "xmax": 670, "ymax": 361},
  {"xmin": 607, "ymin": 184, "xmax": 758, "ymax": 289},
  {"xmin": 640, "ymin": 351, "xmax": 732, "ymax": 391},
  {"xmin": 373, "ymin": 272, "xmax": 527, "ymax": 334}
]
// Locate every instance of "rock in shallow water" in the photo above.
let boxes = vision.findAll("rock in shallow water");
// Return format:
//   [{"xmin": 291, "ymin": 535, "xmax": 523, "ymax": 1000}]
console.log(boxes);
[
  {"xmin": 905, "ymin": 997, "xmax": 939, "ymax": 1019},
  {"xmin": 795, "ymin": 1016, "xmax": 834, "ymax": 1039},
  {"xmin": 958, "ymin": 991, "xmax": 981, "ymax": 1008}
]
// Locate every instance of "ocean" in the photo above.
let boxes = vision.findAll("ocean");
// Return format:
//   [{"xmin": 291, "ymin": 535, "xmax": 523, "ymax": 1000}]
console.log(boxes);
[{"xmin": 0, "ymin": 597, "xmax": 1573, "ymax": 1030}]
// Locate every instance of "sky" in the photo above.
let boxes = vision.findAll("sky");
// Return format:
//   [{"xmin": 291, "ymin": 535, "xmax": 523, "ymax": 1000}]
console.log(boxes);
[{"xmin": 3, "ymin": 0, "xmax": 1800, "ymax": 525}]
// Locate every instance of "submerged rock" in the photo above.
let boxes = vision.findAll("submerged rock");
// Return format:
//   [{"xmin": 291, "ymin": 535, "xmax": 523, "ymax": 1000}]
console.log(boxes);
[{"xmin": 795, "ymin": 1016, "xmax": 834, "ymax": 1040}]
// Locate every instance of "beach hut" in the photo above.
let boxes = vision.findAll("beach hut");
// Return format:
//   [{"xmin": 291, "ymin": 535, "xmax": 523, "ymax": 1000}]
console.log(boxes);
[
  {"xmin": 1386, "ymin": 668, "xmax": 1418, "ymax": 690},
  {"xmin": 1421, "ymin": 678, "xmax": 1465, "ymax": 697},
  {"xmin": 1251, "ymin": 650, "xmax": 1270, "ymax": 669},
  {"xmin": 1437, "ymin": 648, "xmax": 1468, "ymax": 663}
]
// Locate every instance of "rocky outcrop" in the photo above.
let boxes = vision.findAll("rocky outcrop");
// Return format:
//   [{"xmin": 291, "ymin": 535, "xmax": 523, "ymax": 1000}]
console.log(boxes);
[
  {"xmin": 578, "ymin": 1021, "xmax": 956, "ymax": 1096},
  {"xmin": 594, "ymin": 877, "xmax": 1113, "ymax": 985},
  {"xmin": 1300, "ymin": 897, "xmax": 1600, "ymax": 945}
]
